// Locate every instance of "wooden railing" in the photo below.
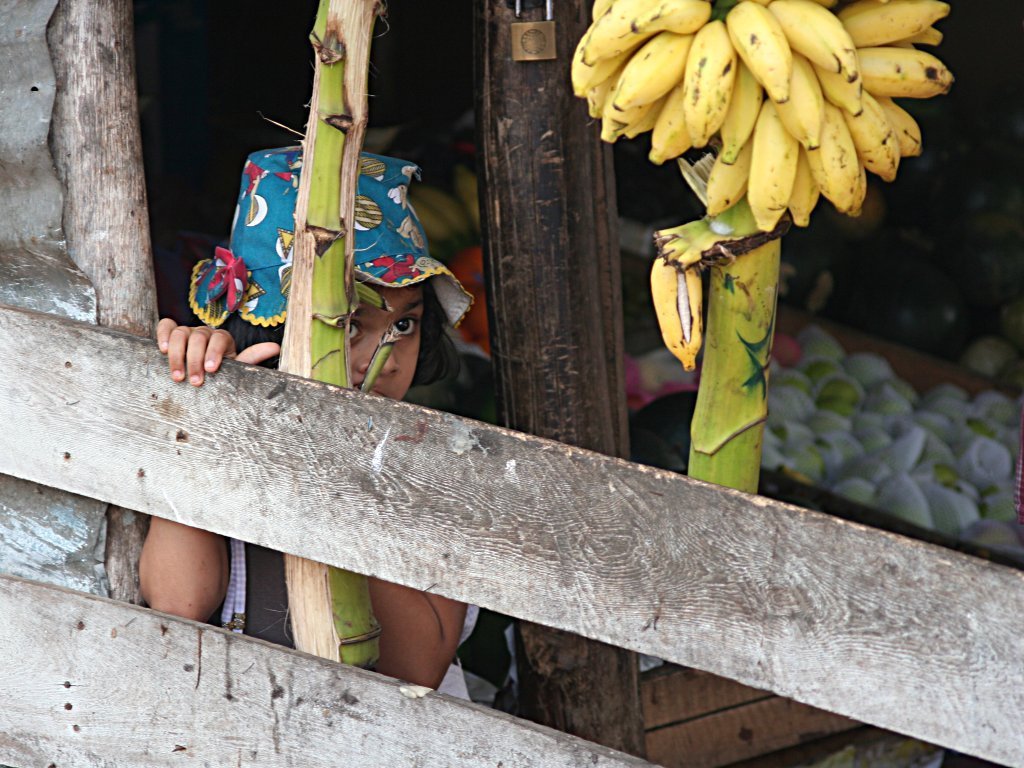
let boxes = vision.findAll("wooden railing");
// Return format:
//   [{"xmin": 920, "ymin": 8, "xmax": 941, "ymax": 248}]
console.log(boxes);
[{"xmin": 2, "ymin": 302, "xmax": 1023, "ymax": 766}]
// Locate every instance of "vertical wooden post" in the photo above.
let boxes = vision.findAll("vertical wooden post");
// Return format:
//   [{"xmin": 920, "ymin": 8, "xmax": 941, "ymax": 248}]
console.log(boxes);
[
  {"xmin": 49, "ymin": 0, "xmax": 157, "ymax": 604},
  {"xmin": 473, "ymin": 1, "xmax": 646, "ymax": 756}
]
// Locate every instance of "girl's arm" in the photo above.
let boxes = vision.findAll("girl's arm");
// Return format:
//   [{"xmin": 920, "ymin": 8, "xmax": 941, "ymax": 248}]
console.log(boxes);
[
  {"xmin": 369, "ymin": 579, "xmax": 467, "ymax": 690},
  {"xmin": 139, "ymin": 518, "xmax": 228, "ymax": 622}
]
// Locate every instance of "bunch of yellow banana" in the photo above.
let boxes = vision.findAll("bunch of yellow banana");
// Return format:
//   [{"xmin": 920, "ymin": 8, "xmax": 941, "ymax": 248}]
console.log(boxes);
[{"xmin": 573, "ymin": 0, "xmax": 954, "ymax": 231}]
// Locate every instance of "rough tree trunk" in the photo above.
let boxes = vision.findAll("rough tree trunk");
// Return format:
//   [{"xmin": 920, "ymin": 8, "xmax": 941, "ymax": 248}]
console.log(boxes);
[
  {"xmin": 48, "ymin": 0, "xmax": 157, "ymax": 604},
  {"xmin": 473, "ymin": 0, "xmax": 646, "ymax": 756}
]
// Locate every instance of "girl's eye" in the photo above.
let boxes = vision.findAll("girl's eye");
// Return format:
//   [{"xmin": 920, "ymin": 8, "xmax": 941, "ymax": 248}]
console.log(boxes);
[
  {"xmin": 347, "ymin": 321, "xmax": 360, "ymax": 339},
  {"xmin": 394, "ymin": 317, "xmax": 417, "ymax": 336}
]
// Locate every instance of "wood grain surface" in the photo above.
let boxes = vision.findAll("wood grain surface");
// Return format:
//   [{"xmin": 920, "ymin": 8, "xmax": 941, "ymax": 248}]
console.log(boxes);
[
  {"xmin": 0, "ymin": 572, "xmax": 652, "ymax": 768},
  {"xmin": 645, "ymin": 695, "xmax": 858, "ymax": 768},
  {"xmin": 1, "ymin": 303, "xmax": 1023, "ymax": 765}
]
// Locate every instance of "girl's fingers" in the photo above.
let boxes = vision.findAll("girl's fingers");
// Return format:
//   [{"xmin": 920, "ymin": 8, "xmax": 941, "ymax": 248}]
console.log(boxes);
[
  {"xmin": 203, "ymin": 330, "xmax": 238, "ymax": 374},
  {"xmin": 185, "ymin": 327, "xmax": 214, "ymax": 386},
  {"xmin": 160, "ymin": 321, "xmax": 274, "ymax": 384},
  {"xmin": 234, "ymin": 342, "xmax": 281, "ymax": 367},
  {"xmin": 156, "ymin": 318, "xmax": 179, "ymax": 354},
  {"xmin": 167, "ymin": 326, "xmax": 193, "ymax": 382}
]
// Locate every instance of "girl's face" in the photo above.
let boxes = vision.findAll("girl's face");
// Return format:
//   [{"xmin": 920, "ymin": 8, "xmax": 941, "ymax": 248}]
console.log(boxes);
[{"xmin": 350, "ymin": 284, "xmax": 423, "ymax": 401}]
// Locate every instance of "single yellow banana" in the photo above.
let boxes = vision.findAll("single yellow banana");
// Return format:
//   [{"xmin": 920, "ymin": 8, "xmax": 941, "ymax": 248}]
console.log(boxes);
[
  {"xmin": 857, "ymin": 46, "xmax": 954, "ymax": 98},
  {"xmin": 652, "ymin": 0, "xmax": 714, "ymax": 34},
  {"xmin": 624, "ymin": 94, "xmax": 667, "ymax": 138},
  {"xmin": 719, "ymin": 61, "xmax": 764, "ymax": 164},
  {"xmin": 787, "ymin": 145, "xmax": 820, "ymax": 226},
  {"xmin": 602, "ymin": 90, "xmax": 658, "ymax": 143},
  {"xmin": 814, "ymin": 60, "xmax": 864, "ymax": 115},
  {"xmin": 726, "ymin": 1, "xmax": 793, "ymax": 104},
  {"xmin": 706, "ymin": 140, "xmax": 753, "ymax": 216},
  {"xmin": 612, "ymin": 32, "xmax": 694, "ymax": 110},
  {"xmin": 592, "ymin": 0, "xmax": 616, "ymax": 20},
  {"xmin": 682, "ymin": 20, "xmax": 737, "ymax": 147},
  {"xmin": 839, "ymin": 0, "xmax": 949, "ymax": 48},
  {"xmin": 897, "ymin": 26, "xmax": 943, "ymax": 46},
  {"xmin": 842, "ymin": 90, "xmax": 900, "ymax": 181},
  {"xmin": 585, "ymin": 58, "xmax": 628, "ymax": 117},
  {"xmin": 876, "ymin": 96, "xmax": 922, "ymax": 157},
  {"xmin": 774, "ymin": 52, "xmax": 825, "ymax": 150},
  {"xmin": 806, "ymin": 0, "xmax": 838, "ymax": 7},
  {"xmin": 748, "ymin": 99, "xmax": 799, "ymax": 231},
  {"xmin": 581, "ymin": 0, "xmax": 660, "ymax": 62},
  {"xmin": 807, "ymin": 102, "xmax": 864, "ymax": 214},
  {"xmin": 849, "ymin": 161, "xmax": 868, "ymax": 217},
  {"xmin": 586, "ymin": 77, "xmax": 612, "ymax": 117},
  {"xmin": 768, "ymin": 0, "xmax": 859, "ymax": 84},
  {"xmin": 582, "ymin": 0, "xmax": 711, "ymax": 64},
  {"xmin": 651, "ymin": 257, "xmax": 703, "ymax": 371},
  {"xmin": 572, "ymin": 32, "xmax": 637, "ymax": 97},
  {"xmin": 679, "ymin": 267, "xmax": 703, "ymax": 370},
  {"xmin": 649, "ymin": 82, "xmax": 693, "ymax": 164}
]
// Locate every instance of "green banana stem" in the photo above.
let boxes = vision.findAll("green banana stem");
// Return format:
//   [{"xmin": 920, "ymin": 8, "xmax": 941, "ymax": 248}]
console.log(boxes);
[
  {"xmin": 330, "ymin": 567, "xmax": 382, "ymax": 659},
  {"xmin": 356, "ymin": 281, "xmax": 386, "ymax": 310},
  {"xmin": 308, "ymin": 0, "xmax": 354, "ymax": 389},
  {"xmin": 688, "ymin": 231, "xmax": 781, "ymax": 494},
  {"xmin": 284, "ymin": 0, "xmax": 381, "ymax": 669},
  {"xmin": 710, "ymin": 0, "xmax": 742, "ymax": 22},
  {"xmin": 361, "ymin": 325, "xmax": 400, "ymax": 393},
  {"xmin": 655, "ymin": 198, "xmax": 783, "ymax": 271}
]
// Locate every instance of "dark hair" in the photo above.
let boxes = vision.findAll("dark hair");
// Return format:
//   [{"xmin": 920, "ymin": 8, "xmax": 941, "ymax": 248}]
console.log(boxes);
[{"xmin": 219, "ymin": 279, "xmax": 457, "ymax": 387}]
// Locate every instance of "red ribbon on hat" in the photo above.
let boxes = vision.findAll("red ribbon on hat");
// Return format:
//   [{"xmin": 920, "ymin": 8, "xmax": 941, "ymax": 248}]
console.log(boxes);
[{"xmin": 207, "ymin": 246, "xmax": 248, "ymax": 312}]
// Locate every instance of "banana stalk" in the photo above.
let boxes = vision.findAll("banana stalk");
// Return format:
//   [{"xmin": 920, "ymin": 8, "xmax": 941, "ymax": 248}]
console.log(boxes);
[
  {"xmin": 655, "ymin": 198, "xmax": 782, "ymax": 495},
  {"xmin": 688, "ymin": 232, "xmax": 780, "ymax": 493},
  {"xmin": 279, "ymin": 0, "xmax": 382, "ymax": 668},
  {"xmin": 361, "ymin": 325, "xmax": 400, "ymax": 393}
]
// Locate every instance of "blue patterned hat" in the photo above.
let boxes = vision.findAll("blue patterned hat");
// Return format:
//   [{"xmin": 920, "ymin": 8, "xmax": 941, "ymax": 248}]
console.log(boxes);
[{"xmin": 189, "ymin": 147, "xmax": 472, "ymax": 329}]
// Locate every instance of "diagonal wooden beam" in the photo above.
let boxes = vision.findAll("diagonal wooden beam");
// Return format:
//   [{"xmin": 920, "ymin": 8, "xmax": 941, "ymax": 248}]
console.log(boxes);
[
  {"xmin": 1, "ymin": 302, "xmax": 1022, "ymax": 765},
  {"xmin": 0, "ymin": 572, "xmax": 652, "ymax": 767}
]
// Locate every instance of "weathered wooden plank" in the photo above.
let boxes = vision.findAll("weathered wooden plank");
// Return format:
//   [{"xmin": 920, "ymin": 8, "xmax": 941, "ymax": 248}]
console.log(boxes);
[
  {"xmin": 645, "ymin": 696, "xmax": 859, "ymax": 768},
  {"xmin": 0, "ymin": 572, "xmax": 651, "ymax": 768},
  {"xmin": 1, "ymin": 303, "xmax": 1023, "ymax": 765},
  {"xmin": 641, "ymin": 666, "xmax": 768, "ymax": 731}
]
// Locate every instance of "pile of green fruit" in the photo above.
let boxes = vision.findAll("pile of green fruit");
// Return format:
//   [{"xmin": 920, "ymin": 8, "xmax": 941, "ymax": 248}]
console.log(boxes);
[{"xmin": 765, "ymin": 325, "xmax": 1023, "ymax": 553}]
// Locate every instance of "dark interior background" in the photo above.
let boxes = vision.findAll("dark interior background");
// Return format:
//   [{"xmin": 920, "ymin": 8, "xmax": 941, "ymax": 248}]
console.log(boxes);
[{"xmin": 134, "ymin": 0, "xmax": 1024, "ymax": 360}]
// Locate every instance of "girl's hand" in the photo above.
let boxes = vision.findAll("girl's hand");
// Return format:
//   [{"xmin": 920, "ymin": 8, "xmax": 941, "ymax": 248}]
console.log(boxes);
[{"xmin": 156, "ymin": 318, "xmax": 280, "ymax": 386}]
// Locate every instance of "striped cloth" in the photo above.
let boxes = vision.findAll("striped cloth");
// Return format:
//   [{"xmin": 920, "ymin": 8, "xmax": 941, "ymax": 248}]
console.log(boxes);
[{"xmin": 220, "ymin": 538, "xmax": 247, "ymax": 632}]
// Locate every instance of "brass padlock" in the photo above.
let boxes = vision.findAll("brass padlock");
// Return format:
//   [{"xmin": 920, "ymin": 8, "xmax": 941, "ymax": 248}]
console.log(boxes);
[{"xmin": 511, "ymin": 0, "xmax": 556, "ymax": 62}]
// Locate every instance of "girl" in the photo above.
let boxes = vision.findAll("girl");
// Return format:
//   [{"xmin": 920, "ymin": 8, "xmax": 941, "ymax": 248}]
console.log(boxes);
[{"xmin": 140, "ymin": 148, "xmax": 477, "ymax": 695}]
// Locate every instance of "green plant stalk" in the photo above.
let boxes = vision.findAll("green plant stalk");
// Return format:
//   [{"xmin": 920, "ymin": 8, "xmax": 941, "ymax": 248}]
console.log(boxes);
[
  {"xmin": 308, "ymin": 0, "xmax": 353, "ymax": 390},
  {"xmin": 301, "ymin": 0, "xmax": 379, "ymax": 669},
  {"xmin": 330, "ymin": 567, "xmax": 381, "ymax": 658},
  {"xmin": 687, "ymin": 235, "xmax": 781, "ymax": 494},
  {"xmin": 361, "ymin": 325, "xmax": 399, "ymax": 393}
]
